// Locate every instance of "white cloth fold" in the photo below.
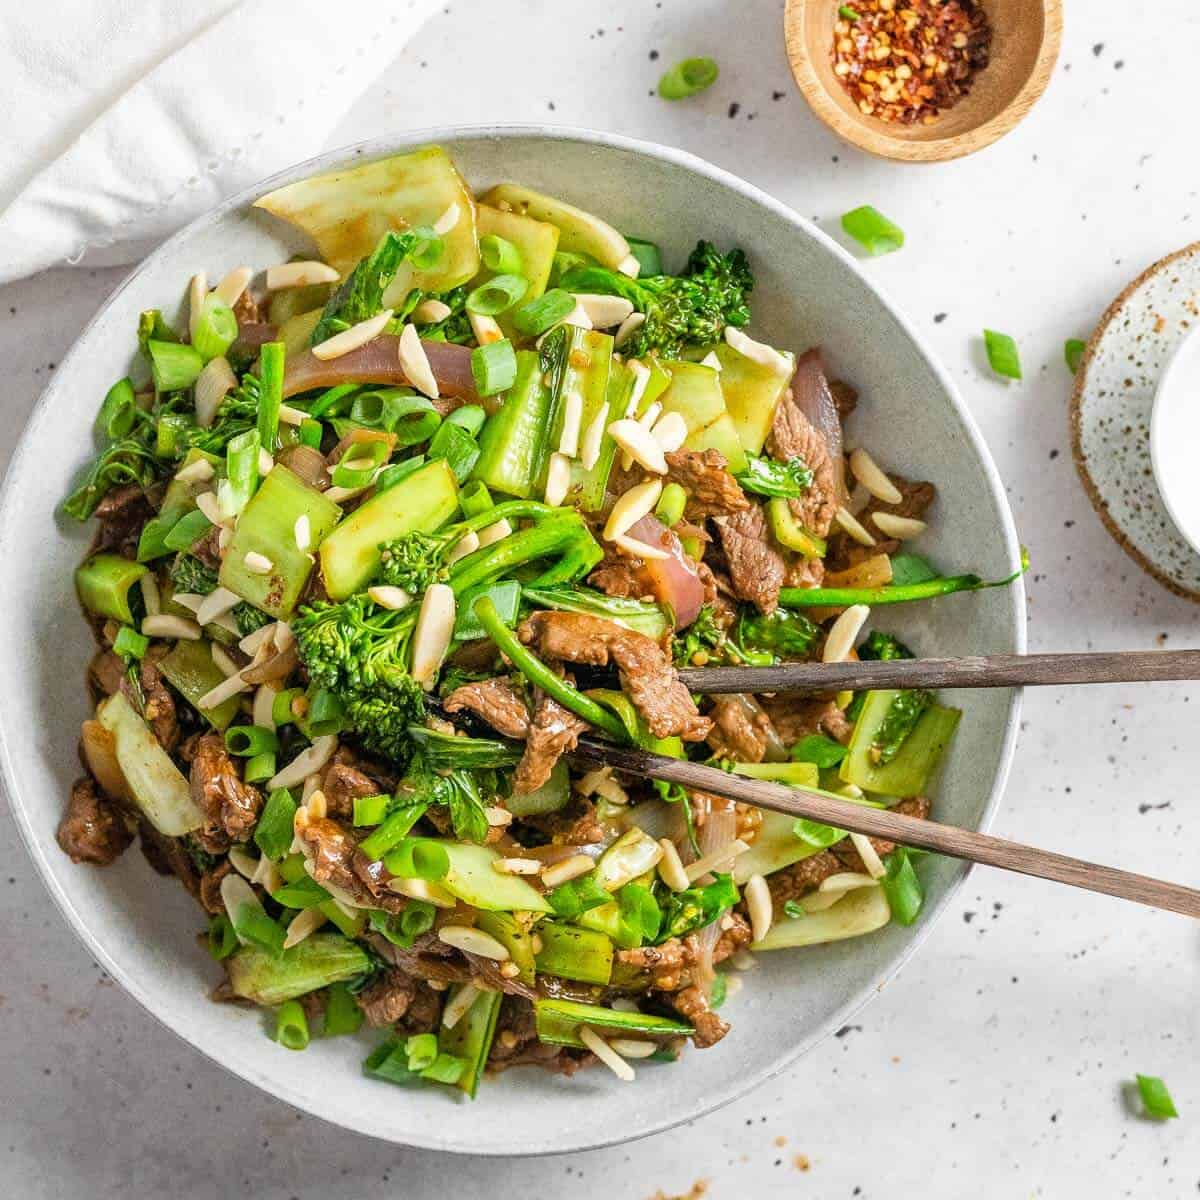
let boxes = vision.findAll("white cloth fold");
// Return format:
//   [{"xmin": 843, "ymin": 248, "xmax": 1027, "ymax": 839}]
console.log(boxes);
[{"xmin": 0, "ymin": 0, "xmax": 439, "ymax": 286}]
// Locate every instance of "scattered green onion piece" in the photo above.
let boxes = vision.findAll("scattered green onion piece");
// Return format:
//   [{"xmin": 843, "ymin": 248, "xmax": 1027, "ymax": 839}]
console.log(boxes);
[
  {"xmin": 147, "ymin": 339, "xmax": 205, "ymax": 392},
  {"xmin": 254, "ymin": 788, "xmax": 298, "ymax": 861},
  {"xmin": 446, "ymin": 405, "xmax": 487, "ymax": 437},
  {"xmin": 839, "ymin": 5, "xmax": 861, "ymax": 19},
  {"xmin": 841, "ymin": 205, "xmax": 905, "ymax": 256},
  {"xmin": 271, "ymin": 688, "xmax": 305, "ymax": 727},
  {"xmin": 162, "ymin": 508, "xmax": 213, "ymax": 552},
  {"xmin": 323, "ymin": 982, "xmax": 364, "ymax": 1037},
  {"xmin": 363, "ymin": 1039, "xmax": 416, "ymax": 1085},
  {"xmin": 271, "ymin": 877, "xmax": 331, "ymax": 909},
  {"xmin": 306, "ymin": 687, "xmax": 347, "ymax": 737},
  {"xmin": 298, "ymin": 418, "xmax": 323, "ymax": 449},
  {"xmin": 983, "ymin": 329, "xmax": 1022, "ymax": 380},
  {"xmin": 275, "ymin": 999, "xmax": 311, "ymax": 1051},
  {"xmin": 257, "ymin": 341, "xmax": 286, "ymax": 451},
  {"xmin": 225, "ymin": 428, "xmax": 261, "ymax": 513},
  {"xmin": 309, "ymin": 383, "xmax": 359, "ymax": 419},
  {"xmin": 479, "ymin": 234, "xmax": 523, "ymax": 275},
  {"xmin": 658, "ymin": 56, "xmax": 719, "ymax": 100},
  {"xmin": 97, "ymin": 378, "xmax": 138, "ymax": 439},
  {"xmin": 618, "ymin": 882, "xmax": 662, "ymax": 945},
  {"xmin": 192, "ymin": 295, "xmax": 239, "ymax": 362},
  {"xmin": 233, "ymin": 902, "xmax": 286, "ymax": 957},
  {"xmin": 332, "ymin": 437, "xmax": 390, "ymax": 489},
  {"xmin": 782, "ymin": 899, "xmax": 807, "ymax": 920},
  {"xmin": 113, "ymin": 625, "xmax": 149, "ymax": 660},
  {"xmin": 459, "ymin": 480, "xmax": 494, "ymax": 518},
  {"xmin": 471, "ymin": 339, "xmax": 518, "ymax": 397},
  {"xmin": 624, "ymin": 237, "xmax": 663, "ymax": 277},
  {"xmin": 1064, "ymin": 338, "xmax": 1086, "ymax": 374},
  {"xmin": 654, "ymin": 481, "xmax": 687, "ymax": 527},
  {"xmin": 472, "ymin": 596, "xmax": 629, "ymax": 741},
  {"xmin": 427, "ymin": 420, "xmax": 480, "ymax": 482},
  {"xmin": 405, "ymin": 1032, "xmax": 439, "ymax": 1072},
  {"xmin": 353, "ymin": 794, "xmax": 391, "ymax": 827},
  {"xmin": 511, "ymin": 289, "xmax": 574, "ymax": 337},
  {"xmin": 409, "ymin": 225, "xmax": 445, "ymax": 271},
  {"xmin": 880, "ymin": 848, "xmax": 924, "ymax": 925},
  {"xmin": 420, "ymin": 1053, "xmax": 466, "ymax": 1085},
  {"xmin": 383, "ymin": 837, "xmax": 451, "ymax": 882},
  {"xmin": 400, "ymin": 900, "xmax": 437, "ymax": 943},
  {"xmin": 375, "ymin": 455, "xmax": 427, "ymax": 493},
  {"xmin": 225, "ymin": 724, "xmax": 279, "ymax": 757},
  {"xmin": 466, "ymin": 274, "xmax": 528, "ymax": 317},
  {"xmin": 793, "ymin": 817, "xmax": 845, "ymax": 849},
  {"xmin": 155, "ymin": 413, "xmax": 189, "ymax": 459},
  {"xmin": 1135, "ymin": 1074, "xmax": 1179, "ymax": 1120},
  {"xmin": 244, "ymin": 751, "xmax": 277, "ymax": 784},
  {"xmin": 359, "ymin": 805, "xmax": 427, "ymax": 862},
  {"xmin": 207, "ymin": 913, "xmax": 239, "ymax": 960},
  {"xmin": 790, "ymin": 733, "xmax": 847, "ymax": 768}
]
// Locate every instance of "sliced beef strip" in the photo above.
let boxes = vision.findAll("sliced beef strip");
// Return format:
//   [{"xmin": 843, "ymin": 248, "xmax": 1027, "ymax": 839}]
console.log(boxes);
[
  {"xmin": 92, "ymin": 484, "xmax": 156, "ymax": 557},
  {"xmin": 444, "ymin": 677, "xmax": 531, "ymax": 739},
  {"xmin": 198, "ymin": 860, "xmax": 232, "ymax": 914},
  {"xmin": 88, "ymin": 649, "xmax": 127, "ymax": 700},
  {"xmin": 766, "ymin": 363, "xmax": 840, "ymax": 539},
  {"xmin": 138, "ymin": 644, "xmax": 179, "ymax": 752},
  {"xmin": 588, "ymin": 545, "xmax": 646, "ymax": 601},
  {"xmin": 829, "ymin": 378, "xmax": 859, "ymax": 419},
  {"xmin": 767, "ymin": 796, "xmax": 931, "ymax": 906},
  {"xmin": 297, "ymin": 816, "xmax": 402, "ymax": 913},
  {"xmin": 669, "ymin": 984, "xmax": 729, "ymax": 1049},
  {"xmin": 190, "ymin": 524, "xmax": 223, "ymax": 571},
  {"xmin": 57, "ymin": 776, "xmax": 132, "ymax": 866},
  {"xmin": 616, "ymin": 915, "xmax": 751, "ymax": 993},
  {"xmin": 713, "ymin": 505, "xmax": 786, "ymax": 614},
  {"xmin": 189, "ymin": 734, "xmax": 263, "ymax": 852},
  {"xmin": 664, "ymin": 448, "xmax": 750, "ymax": 520},
  {"xmin": 519, "ymin": 611, "xmax": 711, "ymax": 742},
  {"xmin": 784, "ymin": 555, "xmax": 825, "ymax": 590},
  {"xmin": 370, "ymin": 932, "xmax": 536, "ymax": 999},
  {"xmin": 761, "ymin": 696, "xmax": 853, "ymax": 747},
  {"xmin": 320, "ymin": 762, "xmax": 382, "ymax": 821},
  {"xmin": 704, "ymin": 696, "xmax": 779, "ymax": 763},
  {"xmin": 521, "ymin": 795, "xmax": 604, "ymax": 846},
  {"xmin": 232, "ymin": 288, "xmax": 266, "ymax": 326},
  {"xmin": 514, "ymin": 690, "xmax": 588, "ymax": 794},
  {"xmin": 138, "ymin": 822, "xmax": 201, "ymax": 903},
  {"xmin": 356, "ymin": 967, "xmax": 419, "ymax": 1028}
]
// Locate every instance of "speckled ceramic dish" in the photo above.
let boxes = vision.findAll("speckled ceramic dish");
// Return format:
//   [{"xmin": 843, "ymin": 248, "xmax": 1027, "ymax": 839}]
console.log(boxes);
[
  {"xmin": 0, "ymin": 127, "xmax": 1025, "ymax": 1154},
  {"xmin": 1071, "ymin": 241, "xmax": 1200, "ymax": 600}
]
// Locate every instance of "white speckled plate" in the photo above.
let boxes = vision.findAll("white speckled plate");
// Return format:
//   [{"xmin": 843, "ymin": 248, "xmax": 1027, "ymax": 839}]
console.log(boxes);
[{"xmin": 1071, "ymin": 242, "xmax": 1200, "ymax": 600}]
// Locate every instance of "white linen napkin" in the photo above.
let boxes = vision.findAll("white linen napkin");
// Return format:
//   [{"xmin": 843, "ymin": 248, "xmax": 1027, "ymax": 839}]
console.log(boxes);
[{"xmin": 0, "ymin": 0, "xmax": 439, "ymax": 286}]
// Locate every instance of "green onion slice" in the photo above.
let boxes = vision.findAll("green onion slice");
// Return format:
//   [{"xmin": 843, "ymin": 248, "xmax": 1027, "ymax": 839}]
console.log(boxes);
[
  {"xmin": 658, "ymin": 56, "xmax": 719, "ymax": 101},
  {"xmin": 97, "ymin": 378, "xmax": 137, "ymax": 439},
  {"xmin": 511, "ymin": 288, "xmax": 575, "ymax": 336},
  {"xmin": 224, "ymin": 724, "xmax": 279, "ymax": 757},
  {"xmin": 479, "ymin": 234, "xmax": 523, "ymax": 275},
  {"xmin": 1064, "ymin": 338, "xmax": 1086, "ymax": 374},
  {"xmin": 275, "ymin": 999, "xmax": 311, "ymax": 1051},
  {"xmin": 841, "ymin": 205, "xmax": 905, "ymax": 256},
  {"xmin": 332, "ymin": 437, "xmax": 390, "ymax": 489},
  {"xmin": 471, "ymin": 339, "xmax": 518, "ymax": 397},
  {"xmin": 880, "ymin": 848, "xmax": 924, "ymax": 925},
  {"xmin": 466, "ymin": 274, "xmax": 528, "ymax": 316},
  {"xmin": 192, "ymin": 295, "xmax": 239, "ymax": 362},
  {"xmin": 409, "ymin": 226, "xmax": 445, "ymax": 271},
  {"xmin": 1136, "ymin": 1074, "xmax": 1179, "ymax": 1120},
  {"xmin": 353, "ymin": 794, "xmax": 390, "ymax": 827},
  {"xmin": 984, "ymin": 329, "xmax": 1022, "ymax": 380},
  {"xmin": 113, "ymin": 625, "xmax": 149, "ymax": 660},
  {"xmin": 839, "ymin": 5, "xmax": 861, "ymax": 19},
  {"xmin": 793, "ymin": 817, "xmax": 845, "ymax": 849}
]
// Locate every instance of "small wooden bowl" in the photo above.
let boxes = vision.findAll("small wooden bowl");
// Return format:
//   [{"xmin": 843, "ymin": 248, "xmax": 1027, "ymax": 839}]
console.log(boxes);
[{"xmin": 783, "ymin": 0, "xmax": 1062, "ymax": 163}]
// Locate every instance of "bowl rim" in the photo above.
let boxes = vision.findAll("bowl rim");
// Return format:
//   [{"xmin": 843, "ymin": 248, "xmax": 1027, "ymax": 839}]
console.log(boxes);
[
  {"xmin": 782, "ymin": 0, "xmax": 1064, "ymax": 163},
  {"xmin": 0, "ymin": 122, "xmax": 1026, "ymax": 1155},
  {"xmin": 1149, "ymin": 323, "xmax": 1200, "ymax": 557}
]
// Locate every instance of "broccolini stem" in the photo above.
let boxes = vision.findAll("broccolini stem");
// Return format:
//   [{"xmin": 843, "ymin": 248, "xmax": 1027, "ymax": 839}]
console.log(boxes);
[
  {"xmin": 449, "ymin": 514, "xmax": 595, "ymax": 595},
  {"xmin": 778, "ymin": 563, "xmax": 1025, "ymax": 609},
  {"xmin": 471, "ymin": 597, "xmax": 629, "ymax": 743}
]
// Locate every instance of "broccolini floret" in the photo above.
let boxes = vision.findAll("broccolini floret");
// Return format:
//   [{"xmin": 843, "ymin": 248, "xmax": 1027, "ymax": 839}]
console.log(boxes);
[
  {"xmin": 291, "ymin": 595, "xmax": 426, "ymax": 762},
  {"xmin": 169, "ymin": 553, "xmax": 271, "ymax": 636},
  {"xmin": 377, "ymin": 530, "xmax": 456, "ymax": 593},
  {"xmin": 560, "ymin": 240, "xmax": 753, "ymax": 359}
]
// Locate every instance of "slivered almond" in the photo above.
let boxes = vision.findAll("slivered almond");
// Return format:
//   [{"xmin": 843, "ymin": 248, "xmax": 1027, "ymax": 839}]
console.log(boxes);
[
  {"xmin": 174, "ymin": 457, "xmax": 215, "ymax": 485},
  {"xmin": 835, "ymin": 506, "xmax": 876, "ymax": 547},
  {"xmin": 624, "ymin": 360, "xmax": 651, "ymax": 416},
  {"xmin": 141, "ymin": 614, "xmax": 202, "ymax": 640},
  {"xmin": 608, "ymin": 419, "xmax": 667, "ymax": 474},
  {"xmin": 194, "ymin": 356, "xmax": 236, "ymax": 428},
  {"xmin": 657, "ymin": 839, "xmax": 690, "ymax": 891},
  {"xmin": 559, "ymin": 389, "xmax": 584, "ymax": 457},
  {"xmin": 540, "ymin": 855, "xmax": 596, "ymax": 888},
  {"xmin": 850, "ymin": 832, "xmax": 887, "ymax": 879},
  {"xmin": 438, "ymin": 925, "xmax": 509, "ymax": 961},
  {"xmin": 265, "ymin": 261, "xmax": 340, "ymax": 290},
  {"xmin": 822, "ymin": 604, "xmax": 870, "ymax": 664},
  {"xmin": 579, "ymin": 1026, "xmax": 635, "ymax": 1082},
  {"xmin": 188, "ymin": 272, "xmax": 208, "ymax": 340},
  {"xmin": 433, "ymin": 202, "xmax": 461, "ymax": 235},
  {"xmin": 211, "ymin": 644, "xmax": 241, "ymax": 678},
  {"xmin": 848, "ymin": 447, "xmax": 903, "ymax": 504},
  {"xmin": 614, "ymin": 533, "xmax": 670, "ymax": 561},
  {"xmin": 197, "ymin": 671, "xmax": 251, "ymax": 710},
  {"xmin": 311, "ymin": 309, "xmax": 393, "ymax": 361},
  {"xmin": 283, "ymin": 907, "xmax": 328, "ymax": 949},
  {"xmin": 398, "ymin": 322, "xmax": 440, "ymax": 398},
  {"xmin": 562, "ymin": 300, "xmax": 593, "ymax": 330},
  {"xmin": 544, "ymin": 452, "xmax": 572, "ymax": 507},
  {"xmin": 411, "ymin": 584, "xmax": 455, "ymax": 690},
  {"xmin": 212, "ymin": 266, "xmax": 253, "ymax": 307},
  {"xmin": 413, "ymin": 298, "xmax": 452, "ymax": 324},
  {"xmin": 579, "ymin": 406, "xmax": 608, "ymax": 471},
  {"xmin": 194, "ymin": 490, "xmax": 225, "ymax": 528},
  {"xmin": 616, "ymin": 254, "xmax": 642, "ymax": 279},
  {"xmin": 575, "ymin": 294, "xmax": 635, "ymax": 328},
  {"xmin": 651, "ymin": 410, "xmax": 688, "ymax": 454},
  {"xmin": 604, "ymin": 479, "xmax": 662, "ymax": 540},
  {"xmin": 293, "ymin": 513, "xmax": 311, "ymax": 552},
  {"xmin": 494, "ymin": 858, "xmax": 543, "ymax": 876},
  {"xmin": 476, "ymin": 519, "xmax": 512, "ymax": 548},
  {"xmin": 367, "ymin": 585, "xmax": 413, "ymax": 611},
  {"xmin": 468, "ymin": 311, "xmax": 504, "ymax": 346},
  {"xmin": 614, "ymin": 311, "xmax": 646, "ymax": 348},
  {"xmin": 699, "ymin": 350, "xmax": 722, "ymax": 372},
  {"xmin": 196, "ymin": 586, "xmax": 240, "ymax": 628},
  {"xmin": 745, "ymin": 873, "xmax": 773, "ymax": 943},
  {"xmin": 446, "ymin": 530, "xmax": 480, "ymax": 564},
  {"xmin": 872, "ymin": 512, "xmax": 927, "ymax": 540},
  {"xmin": 724, "ymin": 325, "xmax": 792, "ymax": 375},
  {"xmin": 243, "ymin": 551, "xmax": 273, "ymax": 575}
]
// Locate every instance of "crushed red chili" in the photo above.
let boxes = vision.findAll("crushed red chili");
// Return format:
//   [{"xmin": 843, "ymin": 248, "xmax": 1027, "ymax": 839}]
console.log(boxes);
[{"xmin": 831, "ymin": 0, "xmax": 992, "ymax": 125}]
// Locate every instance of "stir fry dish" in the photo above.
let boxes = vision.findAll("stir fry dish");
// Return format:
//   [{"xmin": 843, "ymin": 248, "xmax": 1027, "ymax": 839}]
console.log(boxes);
[{"xmin": 58, "ymin": 146, "xmax": 1020, "ymax": 1092}]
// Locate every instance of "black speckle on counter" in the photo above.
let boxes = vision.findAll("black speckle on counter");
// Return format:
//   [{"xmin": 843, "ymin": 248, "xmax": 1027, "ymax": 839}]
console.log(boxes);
[
  {"xmin": 728, "ymin": 102, "xmax": 741, "ymax": 118},
  {"xmin": 1049, "ymin": 448, "xmax": 1059, "ymax": 460},
  {"xmin": 835, "ymin": 1024, "xmax": 862, "ymax": 1039},
  {"xmin": 1093, "ymin": 42, "xmax": 1104, "ymax": 57},
  {"xmin": 649, "ymin": 49, "xmax": 659, "ymax": 60},
  {"xmin": 934, "ymin": 312, "xmax": 947, "ymax": 323},
  {"xmin": 1114, "ymin": 60, "xmax": 1125, "ymax": 70},
  {"xmin": 963, "ymin": 910, "xmax": 976, "ymax": 923},
  {"xmin": 772, "ymin": 89, "xmax": 786, "ymax": 100}
]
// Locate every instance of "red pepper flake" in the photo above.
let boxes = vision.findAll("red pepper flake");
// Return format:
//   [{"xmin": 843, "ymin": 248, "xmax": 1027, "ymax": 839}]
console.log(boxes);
[{"xmin": 831, "ymin": 0, "xmax": 992, "ymax": 125}]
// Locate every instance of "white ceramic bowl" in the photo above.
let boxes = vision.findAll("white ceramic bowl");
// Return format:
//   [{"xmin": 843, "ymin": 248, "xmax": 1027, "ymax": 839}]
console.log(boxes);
[
  {"xmin": 0, "ymin": 126, "xmax": 1025, "ymax": 1154},
  {"xmin": 1150, "ymin": 324, "xmax": 1200, "ymax": 557}
]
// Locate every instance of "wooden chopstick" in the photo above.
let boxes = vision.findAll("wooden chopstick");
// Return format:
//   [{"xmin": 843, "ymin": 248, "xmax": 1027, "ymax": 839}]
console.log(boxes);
[
  {"xmin": 567, "ymin": 738, "xmax": 1200, "ymax": 919},
  {"xmin": 677, "ymin": 649, "xmax": 1200, "ymax": 695}
]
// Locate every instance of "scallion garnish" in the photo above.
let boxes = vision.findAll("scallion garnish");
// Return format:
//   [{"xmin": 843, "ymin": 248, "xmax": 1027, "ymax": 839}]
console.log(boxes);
[
  {"xmin": 191, "ymin": 295, "xmax": 238, "ymax": 362},
  {"xmin": 358, "ymin": 805, "xmax": 428, "ymax": 861},
  {"xmin": 479, "ymin": 234, "xmax": 523, "ymax": 275},
  {"xmin": 790, "ymin": 733, "xmax": 848, "ymax": 768},
  {"xmin": 224, "ymin": 724, "xmax": 279, "ymax": 757},
  {"xmin": 409, "ymin": 226, "xmax": 445, "ymax": 271},
  {"xmin": 307, "ymin": 687, "xmax": 347, "ymax": 736},
  {"xmin": 243, "ymin": 751, "xmax": 276, "ymax": 784},
  {"xmin": 331, "ymin": 437, "xmax": 389, "ymax": 489},
  {"xmin": 420, "ymin": 1052, "xmax": 467, "ymax": 1086},
  {"xmin": 782, "ymin": 900, "xmax": 807, "ymax": 919},
  {"xmin": 654, "ymin": 481, "xmax": 688, "ymax": 528},
  {"xmin": 658, "ymin": 56, "xmax": 719, "ymax": 101},
  {"xmin": 113, "ymin": 625, "xmax": 149, "ymax": 660},
  {"xmin": 374, "ymin": 455, "xmax": 427, "ymax": 494},
  {"xmin": 97, "ymin": 378, "xmax": 137, "ymax": 440},
  {"xmin": 257, "ymin": 341, "xmax": 285, "ymax": 452},
  {"xmin": 207, "ymin": 913, "xmax": 239, "ymax": 961},
  {"xmin": 275, "ymin": 999, "xmax": 311, "ymax": 1051},
  {"xmin": 1064, "ymin": 337, "xmax": 1086, "ymax": 374},
  {"xmin": 471, "ymin": 339, "xmax": 518, "ymax": 397},
  {"xmin": 1135, "ymin": 1074, "xmax": 1179, "ymax": 1120},
  {"xmin": 839, "ymin": 5, "xmax": 861, "ymax": 19},
  {"xmin": 465, "ymin": 273, "xmax": 528, "ymax": 316},
  {"xmin": 322, "ymin": 982, "xmax": 364, "ymax": 1037},
  {"xmin": 792, "ymin": 817, "xmax": 845, "ymax": 849},
  {"xmin": 880, "ymin": 848, "xmax": 924, "ymax": 925},
  {"xmin": 841, "ymin": 205, "xmax": 905, "ymax": 256},
  {"xmin": 983, "ymin": 329, "xmax": 1022, "ymax": 380},
  {"xmin": 254, "ymin": 788, "xmax": 298, "ymax": 861},
  {"xmin": 233, "ymin": 902, "xmax": 286, "ymax": 957},
  {"xmin": 224, "ymin": 428, "xmax": 261, "ymax": 514},
  {"xmin": 298, "ymin": 418, "xmax": 323, "ymax": 449},
  {"xmin": 147, "ymin": 339, "xmax": 204, "ymax": 392},
  {"xmin": 161, "ymin": 507, "xmax": 213, "ymax": 553},
  {"xmin": 511, "ymin": 288, "xmax": 575, "ymax": 336},
  {"xmin": 445, "ymin": 404, "xmax": 488, "ymax": 437},
  {"xmin": 353, "ymin": 793, "xmax": 390, "ymax": 827},
  {"xmin": 405, "ymin": 1032, "xmax": 439, "ymax": 1072},
  {"xmin": 426, "ymin": 420, "xmax": 480, "ymax": 483},
  {"xmin": 383, "ymin": 837, "xmax": 451, "ymax": 882}
]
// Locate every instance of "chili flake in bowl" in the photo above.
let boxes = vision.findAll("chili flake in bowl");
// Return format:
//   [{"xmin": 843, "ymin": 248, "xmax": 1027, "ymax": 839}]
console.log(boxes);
[{"xmin": 833, "ymin": 0, "xmax": 992, "ymax": 124}]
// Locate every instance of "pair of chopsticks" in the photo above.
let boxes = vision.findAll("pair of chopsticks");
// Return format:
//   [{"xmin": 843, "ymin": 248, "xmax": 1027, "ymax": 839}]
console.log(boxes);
[{"xmin": 573, "ymin": 649, "xmax": 1200, "ymax": 919}]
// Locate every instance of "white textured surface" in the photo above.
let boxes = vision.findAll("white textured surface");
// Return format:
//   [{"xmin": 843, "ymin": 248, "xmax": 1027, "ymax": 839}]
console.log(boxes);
[{"xmin": 2, "ymin": 1, "xmax": 1199, "ymax": 1195}]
